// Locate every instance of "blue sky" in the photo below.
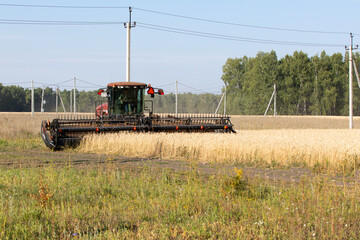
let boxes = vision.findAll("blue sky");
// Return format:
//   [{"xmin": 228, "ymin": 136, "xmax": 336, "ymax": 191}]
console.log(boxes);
[{"xmin": 0, "ymin": 0, "xmax": 359, "ymax": 94}]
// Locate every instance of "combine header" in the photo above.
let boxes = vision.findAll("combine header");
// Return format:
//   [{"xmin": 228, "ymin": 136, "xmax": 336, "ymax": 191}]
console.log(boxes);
[{"xmin": 41, "ymin": 82, "xmax": 236, "ymax": 149}]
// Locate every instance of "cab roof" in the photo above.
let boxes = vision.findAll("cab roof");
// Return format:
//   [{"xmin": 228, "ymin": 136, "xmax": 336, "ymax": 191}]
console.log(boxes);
[{"xmin": 107, "ymin": 82, "xmax": 148, "ymax": 88}]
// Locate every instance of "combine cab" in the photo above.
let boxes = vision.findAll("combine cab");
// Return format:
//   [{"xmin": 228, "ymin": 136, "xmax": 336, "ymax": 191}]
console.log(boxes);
[{"xmin": 41, "ymin": 81, "xmax": 236, "ymax": 150}]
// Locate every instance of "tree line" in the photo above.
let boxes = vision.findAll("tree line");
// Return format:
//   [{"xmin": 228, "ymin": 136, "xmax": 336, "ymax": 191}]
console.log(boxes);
[
  {"xmin": 0, "ymin": 84, "xmax": 222, "ymax": 114},
  {"xmin": 1, "ymin": 50, "xmax": 359, "ymax": 115},
  {"xmin": 222, "ymin": 50, "xmax": 360, "ymax": 115},
  {"xmin": 0, "ymin": 85, "xmax": 102, "ymax": 113}
]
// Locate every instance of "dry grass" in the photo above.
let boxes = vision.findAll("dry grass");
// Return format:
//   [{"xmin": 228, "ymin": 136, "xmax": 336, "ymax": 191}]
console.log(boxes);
[
  {"xmin": 0, "ymin": 112, "xmax": 92, "ymax": 139},
  {"xmin": 79, "ymin": 130, "xmax": 360, "ymax": 173}
]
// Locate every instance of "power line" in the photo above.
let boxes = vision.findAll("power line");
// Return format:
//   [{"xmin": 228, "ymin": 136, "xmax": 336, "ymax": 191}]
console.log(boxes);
[
  {"xmin": 177, "ymin": 82, "xmax": 209, "ymax": 93},
  {"xmin": 76, "ymin": 79, "xmax": 104, "ymax": 88},
  {"xmin": 0, "ymin": 3, "xmax": 357, "ymax": 36},
  {"xmin": 134, "ymin": 7, "xmax": 350, "ymax": 35},
  {"xmin": 0, "ymin": 19, "xmax": 124, "ymax": 25},
  {"xmin": 57, "ymin": 85, "xmax": 99, "ymax": 89},
  {"xmin": 0, "ymin": 3, "xmax": 355, "ymax": 36},
  {"xmin": 0, "ymin": 3, "xmax": 128, "ymax": 9},
  {"xmin": 156, "ymin": 82, "xmax": 176, "ymax": 88},
  {"xmin": 55, "ymin": 79, "xmax": 74, "ymax": 85},
  {"xmin": 136, "ymin": 22, "xmax": 343, "ymax": 47}
]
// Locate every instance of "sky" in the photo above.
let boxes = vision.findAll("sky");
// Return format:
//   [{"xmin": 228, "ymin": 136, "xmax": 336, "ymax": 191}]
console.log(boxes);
[{"xmin": 0, "ymin": 0, "xmax": 359, "ymax": 94}]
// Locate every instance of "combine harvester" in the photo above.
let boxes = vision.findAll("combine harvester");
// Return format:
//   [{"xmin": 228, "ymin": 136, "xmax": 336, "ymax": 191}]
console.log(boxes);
[
  {"xmin": 40, "ymin": 8, "xmax": 236, "ymax": 150},
  {"xmin": 41, "ymin": 82, "xmax": 236, "ymax": 149}
]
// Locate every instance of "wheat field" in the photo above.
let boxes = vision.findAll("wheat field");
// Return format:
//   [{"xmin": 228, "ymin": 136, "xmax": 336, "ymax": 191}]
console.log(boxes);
[
  {"xmin": 79, "ymin": 130, "xmax": 360, "ymax": 172},
  {"xmin": 1, "ymin": 112, "xmax": 360, "ymax": 172}
]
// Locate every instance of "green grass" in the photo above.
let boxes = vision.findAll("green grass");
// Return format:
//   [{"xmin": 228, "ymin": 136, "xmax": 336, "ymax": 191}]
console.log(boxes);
[
  {"xmin": 0, "ymin": 164, "xmax": 359, "ymax": 239},
  {"xmin": 0, "ymin": 137, "xmax": 44, "ymax": 152}
]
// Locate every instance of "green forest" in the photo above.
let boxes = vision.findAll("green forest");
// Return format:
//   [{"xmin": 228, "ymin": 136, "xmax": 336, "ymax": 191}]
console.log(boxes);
[
  {"xmin": 223, "ymin": 50, "xmax": 360, "ymax": 115},
  {"xmin": 1, "ymin": 50, "xmax": 360, "ymax": 115}
]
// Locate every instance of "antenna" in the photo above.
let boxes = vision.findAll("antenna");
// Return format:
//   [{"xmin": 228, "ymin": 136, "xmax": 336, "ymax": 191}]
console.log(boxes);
[{"xmin": 124, "ymin": 7, "xmax": 136, "ymax": 82}]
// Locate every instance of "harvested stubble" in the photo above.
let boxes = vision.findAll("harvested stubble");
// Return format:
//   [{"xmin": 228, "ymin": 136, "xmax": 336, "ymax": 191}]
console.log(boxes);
[{"xmin": 80, "ymin": 130, "xmax": 360, "ymax": 172}]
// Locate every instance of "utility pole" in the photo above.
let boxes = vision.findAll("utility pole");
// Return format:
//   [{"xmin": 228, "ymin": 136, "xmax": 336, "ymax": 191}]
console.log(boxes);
[
  {"xmin": 56, "ymin": 85, "xmax": 58, "ymax": 114},
  {"xmin": 59, "ymin": 91, "xmax": 67, "ymax": 113},
  {"xmin": 41, "ymin": 85, "xmax": 45, "ymax": 113},
  {"xmin": 215, "ymin": 92, "xmax": 225, "ymax": 115},
  {"xmin": 274, "ymin": 84, "xmax": 277, "ymax": 116},
  {"xmin": 175, "ymin": 80, "xmax": 178, "ymax": 116},
  {"xmin": 73, "ymin": 77, "xmax": 76, "ymax": 117},
  {"xmin": 124, "ymin": 7, "xmax": 136, "ymax": 82},
  {"xmin": 224, "ymin": 85, "xmax": 227, "ymax": 115},
  {"xmin": 70, "ymin": 91, "xmax": 72, "ymax": 114},
  {"xmin": 264, "ymin": 84, "xmax": 277, "ymax": 117},
  {"xmin": 346, "ymin": 33, "xmax": 358, "ymax": 129},
  {"xmin": 31, "ymin": 80, "xmax": 34, "ymax": 116}
]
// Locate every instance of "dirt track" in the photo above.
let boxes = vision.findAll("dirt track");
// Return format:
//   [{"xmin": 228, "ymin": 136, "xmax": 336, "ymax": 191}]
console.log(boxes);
[{"xmin": 1, "ymin": 149, "xmax": 359, "ymax": 188}]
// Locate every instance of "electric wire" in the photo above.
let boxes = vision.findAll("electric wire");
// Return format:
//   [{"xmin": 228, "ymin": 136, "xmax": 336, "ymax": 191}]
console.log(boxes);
[
  {"xmin": 56, "ymin": 85, "xmax": 98, "ymax": 89},
  {"xmin": 0, "ymin": 19, "xmax": 124, "ymax": 25},
  {"xmin": 55, "ymin": 79, "xmax": 74, "ymax": 85},
  {"xmin": 156, "ymin": 82, "xmax": 176, "ymax": 88},
  {"xmin": 133, "ymin": 7, "xmax": 350, "ymax": 35},
  {"xmin": 0, "ymin": 3, "xmax": 356, "ymax": 36},
  {"xmin": 178, "ymin": 82, "xmax": 208, "ymax": 93},
  {"xmin": 136, "ymin": 22, "xmax": 343, "ymax": 47},
  {"xmin": 0, "ymin": 3, "xmax": 128, "ymax": 9},
  {"xmin": 77, "ymin": 79, "xmax": 104, "ymax": 88}
]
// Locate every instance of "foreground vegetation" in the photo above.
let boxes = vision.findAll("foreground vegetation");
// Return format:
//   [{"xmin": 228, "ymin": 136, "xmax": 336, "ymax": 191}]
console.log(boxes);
[
  {"xmin": 1, "ymin": 164, "xmax": 359, "ymax": 239},
  {"xmin": 1, "ymin": 113, "xmax": 360, "ymax": 238}
]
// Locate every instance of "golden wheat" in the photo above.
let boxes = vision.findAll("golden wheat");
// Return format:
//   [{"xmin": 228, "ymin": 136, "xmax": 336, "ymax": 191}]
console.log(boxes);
[{"xmin": 79, "ymin": 129, "xmax": 360, "ymax": 172}]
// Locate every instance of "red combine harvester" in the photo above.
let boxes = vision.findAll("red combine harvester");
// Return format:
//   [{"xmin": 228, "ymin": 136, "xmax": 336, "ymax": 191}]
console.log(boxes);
[{"xmin": 41, "ymin": 81, "xmax": 236, "ymax": 149}]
